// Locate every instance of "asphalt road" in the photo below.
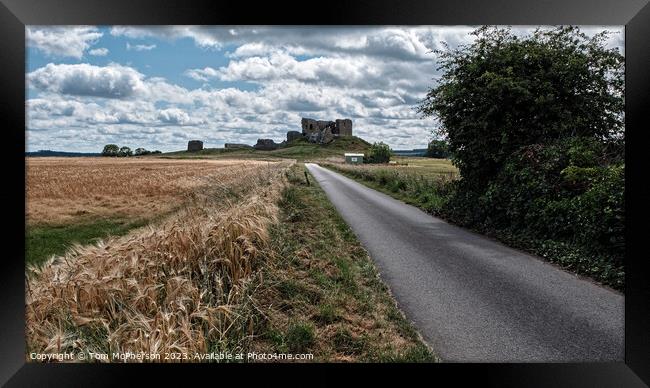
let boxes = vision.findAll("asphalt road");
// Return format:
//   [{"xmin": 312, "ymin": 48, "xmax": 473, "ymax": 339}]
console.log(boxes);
[{"xmin": 305, "ymin": 163, "xmax": 624, "ymax": 362}]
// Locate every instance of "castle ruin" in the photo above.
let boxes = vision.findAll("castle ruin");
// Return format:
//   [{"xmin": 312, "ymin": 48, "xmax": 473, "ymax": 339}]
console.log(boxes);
[
  {"xmin": 294, "ymin": 117, "xmax": 352, "ymax": 144},
  {"xmin": 301, "ymin": 118, "xmax": 352, "ymax": 136},
  {"xmin": 248, "ymin": 117, "xmax": 353, "ymax": 151}
]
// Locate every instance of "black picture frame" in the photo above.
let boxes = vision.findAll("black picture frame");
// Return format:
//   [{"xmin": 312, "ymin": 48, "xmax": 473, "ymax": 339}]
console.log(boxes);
[{"xmin": 1, "ymin": 0, "xmax": 648, "ymax": 386}]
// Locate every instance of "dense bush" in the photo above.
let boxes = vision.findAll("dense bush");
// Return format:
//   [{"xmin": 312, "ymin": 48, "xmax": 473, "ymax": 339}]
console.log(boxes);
[
  {"xmin": 118, "ymin": 146, "xmax": 133, "ymax": 157},
  {"xmin": 426, "ymin": 140, "xmax": 450, "ymax": 159},
  {"xmin": 101, "ymin": 144, "xmax": 119, "ymax": 157},
  {"xmin": 134, "ymin": 147, "xmax": 150, "ymax": 156},
  {"xmin": 366, "ymin": 142, "xmax": 392, "ymax": 164},
  {"xmin": 441, "ymin": 138, "xmax": 624, "ymax": 288},
  {"xmin": 418, "ymin": 26, "xmax": 624, "ymax": 190},
  {"xmin": 415, "ymin": 26, "xmax": 625, "ymax": 289}
]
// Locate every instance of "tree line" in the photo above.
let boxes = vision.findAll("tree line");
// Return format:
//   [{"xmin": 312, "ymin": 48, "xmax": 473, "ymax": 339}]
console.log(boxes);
[{"xmin": 102, "ymin": 144, "xmax": 162, "ymax": 157}]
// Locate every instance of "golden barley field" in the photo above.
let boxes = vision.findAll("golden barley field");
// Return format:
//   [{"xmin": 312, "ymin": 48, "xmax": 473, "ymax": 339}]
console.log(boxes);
[
  {"xmin": 26, "ymin": 157, "xmax": 293, "ymax": 361},
  {"xmin": 26, "ymin": 157, "xmax": 280, "ymax": 225}
]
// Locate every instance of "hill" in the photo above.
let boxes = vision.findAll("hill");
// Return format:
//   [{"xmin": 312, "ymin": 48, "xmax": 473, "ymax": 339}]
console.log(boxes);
[
  {"xmin": 393, "ymin": 149, "xmax": 427, "ymax": 157},
  {"xmin": 162, "ymin": 136, "xmax": 372, "ymax": 161},
  {"xmin": 26, "ymin": 150, "xmax": 101, "ymax": 157}
]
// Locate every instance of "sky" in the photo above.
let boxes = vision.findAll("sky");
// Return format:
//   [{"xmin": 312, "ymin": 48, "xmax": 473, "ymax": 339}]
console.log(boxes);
[{"xmin": 25, "ymin": 26, "xmax": 624, "ymax": 153}]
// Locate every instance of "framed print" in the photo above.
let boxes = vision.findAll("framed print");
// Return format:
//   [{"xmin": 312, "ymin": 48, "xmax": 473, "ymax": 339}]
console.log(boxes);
[{"xmin": 1, "ymin": 0, "xmax": 649, "ymax": 385}]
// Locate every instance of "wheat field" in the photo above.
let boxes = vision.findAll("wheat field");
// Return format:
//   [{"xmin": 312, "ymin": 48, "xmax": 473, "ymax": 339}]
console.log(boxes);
[
  {"xmin": 26, "ymin": 157, "xmax": 277, "ymax": 225},
  {"xmin": 26, "ymin": 157, "xmax": 293, "ymax": 361}
]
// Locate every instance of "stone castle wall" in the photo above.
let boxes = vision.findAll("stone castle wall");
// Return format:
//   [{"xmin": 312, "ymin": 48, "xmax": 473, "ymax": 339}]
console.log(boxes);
[{"xmin": 251, "ymin": 117, "xmax": 353, "ymax": 150}]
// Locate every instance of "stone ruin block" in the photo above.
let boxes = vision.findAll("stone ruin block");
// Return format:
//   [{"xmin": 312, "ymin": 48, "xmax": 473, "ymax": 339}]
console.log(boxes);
[
  {"xmin": 286, "ymin": 131, "xmax": 303, "ymax": 142},
  {"xmin": 187, "ymin": 140, "xmax": 204, "ymax": 152},
  {"xmin": 253, "ymin": 138, "xmax": 280, "ymax": 150},
  {"xmin": 335, "ymin": 119, "xmax": 353, "ymax": 136},
  {"xmin": 224, "ymin": 143, "xmax": 252, "ymax": 149},
  {"xmin": 301, "ymin": 118, "xmax": 320, "ymax": 134},
  {"xmin": 321, "ymin": 127, "xmax": 334, "ymax": 144}
]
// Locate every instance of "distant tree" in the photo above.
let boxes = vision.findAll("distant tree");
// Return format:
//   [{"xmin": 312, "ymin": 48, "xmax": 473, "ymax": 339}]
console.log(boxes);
[
  {"xmin": 426, "ymin": 140, "xmax": 450, "ymax": 159},
  {"xmin": 102, "ymin": 144, "xmax": 119, "ymax": 157},
  {"xmin": 152, "ymin": 150, "xmax": 162, "ymax": 154},
  {"xmin": 417, "ymin": 26, "xmax": 624, "ymax": 189},
  {"xmin": 118, "ymin": 146, "xmax": 133, "ymax": 157},
  {"xmin": 134, "ymin": 147, "xmax": 150, "ymax": 156},
  {"xmin": 366, "ymin": 142, "xmax": 391, "ymax": 164}
]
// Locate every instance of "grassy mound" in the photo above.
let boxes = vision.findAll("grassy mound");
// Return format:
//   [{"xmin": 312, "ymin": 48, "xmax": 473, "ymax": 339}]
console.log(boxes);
[{"xmin": 163, "ymin": 136, "xmax": 372, "ymax": 161}]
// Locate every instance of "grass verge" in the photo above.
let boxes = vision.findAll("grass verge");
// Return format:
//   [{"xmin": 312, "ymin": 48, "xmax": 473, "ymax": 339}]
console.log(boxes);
[
  {"xmin": 322, "ymin": 162, "xmax": 453, "ymax": 214},
  {"xmin": 251, "ymin": 164, "xmax": 437, "ymax": 362}
]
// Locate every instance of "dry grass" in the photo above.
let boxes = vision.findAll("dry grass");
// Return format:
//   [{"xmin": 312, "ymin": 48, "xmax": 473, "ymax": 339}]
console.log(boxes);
[
  {"xmin": 247, "ymin": 166, "xmax": 436, "ymax": 362},
  {"xmin": 26, "ymin": 159, "xmax": 293, "ymax": 361},
  {"xmin": 329, "ymin": 158, "xmax": 458, "ymax": 180},
  {"xmin": 26, "ymin": 157, "xmax": 275, "ymax": 225}
]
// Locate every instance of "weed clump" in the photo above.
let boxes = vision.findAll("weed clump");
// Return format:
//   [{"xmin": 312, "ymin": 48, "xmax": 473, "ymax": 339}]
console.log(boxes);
[{"xmin": 285, "ymin": 322, "xmax": 315, "ymax": 352}]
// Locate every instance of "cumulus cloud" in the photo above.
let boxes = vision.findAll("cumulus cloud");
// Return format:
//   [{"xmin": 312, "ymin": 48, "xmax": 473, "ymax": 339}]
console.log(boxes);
[
  {"xmin": 27, "ymin": 26, "xmax": 624, "ymax": 152},
  {"xmin": 88, "ymin": 47, "xmax": 109, "ymax": 56},
  {"xmin": 184, "ymin": 67, "xmax": 219, "ymax": 82},
  {"xmin": 27, "ymin": 26, "xmax": 103, "ymax": 59},
  {"xmin": 27, "ymin": 63, "xmax": 149, "ymax": 98},
  {"xmin": 126, "ymin": 42, "xmax": 157, "ymax": 51},
  {"xmin": 157, "ymin": 108, "xmax": 191, "ymax": 125},
  {"xmin": 28, "ymin": 63, "xmax": 147, "ymax": 99},
  {"xmin": 111, "ymin": 25, "xmax": 624, "ymax": 58},
  {"xmin": 185, "ymin": 51, "xmax": 433, "ymax": 95},
  {"xmin": 111, "ymin": 26, "xmax": 457, "ymax": 60}
]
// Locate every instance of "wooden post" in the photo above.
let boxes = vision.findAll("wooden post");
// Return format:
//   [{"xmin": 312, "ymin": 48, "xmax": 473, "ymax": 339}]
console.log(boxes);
[{"xmin": 304, "ymin": 171, "xmax": 311, "ymax": 186}]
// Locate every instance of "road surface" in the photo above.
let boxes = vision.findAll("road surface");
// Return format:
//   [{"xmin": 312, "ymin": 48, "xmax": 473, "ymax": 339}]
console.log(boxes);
[{"xmin": 305, "ymin": 163, "xmax": 624, "ymax": 362}]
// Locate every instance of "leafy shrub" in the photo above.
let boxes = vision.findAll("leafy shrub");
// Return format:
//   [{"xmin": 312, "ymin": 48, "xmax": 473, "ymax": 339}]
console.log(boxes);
[
  {"xmin": 366, "ymin": 142, "xmax": 391, "ymax": 164},
  {"xmin": 440, "ymin": 138, "xmax": 625, "ymax": 288},
  {"xmin": 388, "ymin": 176, "xmax": 407, "ymax": 192},
  {"xmin": 134, "ymin": 147, "xmax": 151, "ymax": 156},
  {"xmin": 418, "ymin": 26, "xmax": 624, "ymax": 190},
  {"xmin": 118, "ymin": 146, "xmax": 133, "ymax": 157},
  {"xmin": 416, "ymin": 25, "xmax": 625, "ymax": 290}
]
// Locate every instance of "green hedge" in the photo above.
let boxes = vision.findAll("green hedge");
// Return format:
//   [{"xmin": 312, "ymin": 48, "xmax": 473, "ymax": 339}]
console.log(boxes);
[
  {"xmin": 326, "ymin": 137, "xmax": 625, "ymax": 290},
  {"xmin": 441, "ymin": 137, "xmax": 624, "ymax": 289}
]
